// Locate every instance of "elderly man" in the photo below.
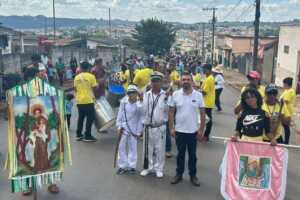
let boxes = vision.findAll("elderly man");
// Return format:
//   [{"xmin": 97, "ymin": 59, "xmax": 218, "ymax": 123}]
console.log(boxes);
[{"xmin": 140, "ymin": 71, "xmax": 169, "ymax": 178}]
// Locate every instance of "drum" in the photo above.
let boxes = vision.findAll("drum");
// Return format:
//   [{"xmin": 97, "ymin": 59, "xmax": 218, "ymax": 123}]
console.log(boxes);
[
  {"xmin": 107, "ymin": 84, "xmax": 125, "ymax": 107},
  {"xmin": 94, "ymin": 97, "xmax": 116, "ymax": 132}
]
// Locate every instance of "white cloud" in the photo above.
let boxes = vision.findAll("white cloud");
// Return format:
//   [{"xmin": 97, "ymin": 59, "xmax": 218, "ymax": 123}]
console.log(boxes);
[{"xmin": 0, "ymin": 0, "xmax": 299, "ymax": 23}]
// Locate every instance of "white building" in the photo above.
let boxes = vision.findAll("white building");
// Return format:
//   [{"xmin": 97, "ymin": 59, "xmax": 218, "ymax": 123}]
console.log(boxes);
[{"xmin": 275, "ymin": 24, "xmax": 300, "ymax": 90}]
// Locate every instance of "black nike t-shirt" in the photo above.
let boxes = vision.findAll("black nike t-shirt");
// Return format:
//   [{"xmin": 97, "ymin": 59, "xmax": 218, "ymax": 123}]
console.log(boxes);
[{"xmin": 235, "ymin": 108, "xmax": 270, "ymax": 137}]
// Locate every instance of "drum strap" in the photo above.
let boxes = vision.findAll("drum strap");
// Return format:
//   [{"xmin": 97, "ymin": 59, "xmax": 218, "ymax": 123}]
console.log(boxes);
[
  {"xmin": 123, "ymin": 102, "xmax": 139, "ymax": 138},
  {"xmin": 149, "ymin": 91, "xmax": 162, "ymax": 125}
]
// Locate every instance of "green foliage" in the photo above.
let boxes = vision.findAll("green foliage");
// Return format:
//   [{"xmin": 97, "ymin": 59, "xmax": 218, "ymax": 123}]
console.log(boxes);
[{"xmin": 133, "ymin": 18, "xmax": 176, "ymax": 55}]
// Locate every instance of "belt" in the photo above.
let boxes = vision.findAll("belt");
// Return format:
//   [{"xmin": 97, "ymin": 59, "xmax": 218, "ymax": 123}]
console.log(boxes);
[{"xmin": 146, "ymin": 123, "xmax": 166, "ymax": 129}]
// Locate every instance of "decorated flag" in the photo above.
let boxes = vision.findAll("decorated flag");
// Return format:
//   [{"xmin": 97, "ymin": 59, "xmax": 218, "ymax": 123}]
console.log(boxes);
[
  {"xmin": 220, "ymin": 141, "xmax": 288, "ymax": 200},
  {"xmin": 5, "ymin": 77, "xmax": 72, "ymax": 193}
]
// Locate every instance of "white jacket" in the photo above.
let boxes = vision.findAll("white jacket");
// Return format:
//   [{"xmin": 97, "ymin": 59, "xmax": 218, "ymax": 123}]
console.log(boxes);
[{"xmin": 116, "ymin": 96, "xmax": 143, "ymax": 136}]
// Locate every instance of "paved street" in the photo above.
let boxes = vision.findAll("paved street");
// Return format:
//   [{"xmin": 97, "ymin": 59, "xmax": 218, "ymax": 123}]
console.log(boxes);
[{"xmin": 1, "ymin": 85, "xmax": 300, "ymax": 200}]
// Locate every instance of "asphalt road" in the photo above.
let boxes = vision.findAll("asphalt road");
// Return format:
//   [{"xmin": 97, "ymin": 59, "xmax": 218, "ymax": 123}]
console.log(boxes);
[{"xmin": 0, "ymin": 85, "xmax": 299, "ymax": 200}]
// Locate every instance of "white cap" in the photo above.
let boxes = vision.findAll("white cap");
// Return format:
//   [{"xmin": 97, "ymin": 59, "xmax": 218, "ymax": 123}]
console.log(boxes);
[
  {"xmin": 38, "ymin": 63, "xmax": 46, "ymax": 71},
  {"xmin": 127, "ymin": 84, "xmax": 138, "ymax": 93}
]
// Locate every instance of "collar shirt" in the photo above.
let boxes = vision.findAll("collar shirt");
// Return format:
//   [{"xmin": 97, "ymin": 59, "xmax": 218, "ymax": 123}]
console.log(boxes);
[{"xmin": 168, "ymin": 88, "xmax": 205, "ymax": 133}]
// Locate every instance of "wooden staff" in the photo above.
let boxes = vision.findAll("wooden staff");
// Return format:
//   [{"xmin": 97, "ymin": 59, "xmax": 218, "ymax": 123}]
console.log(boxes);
[
  {"xmin": 211, "ymin": 136, "xmax": 300, "ymax": 149},
  {"xmin": 113, "ymin": 129, "xmax": 123, "ymax": 168}
]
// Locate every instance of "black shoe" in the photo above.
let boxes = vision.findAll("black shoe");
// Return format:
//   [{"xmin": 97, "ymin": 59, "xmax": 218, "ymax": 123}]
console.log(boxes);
[
  {"xmin": 128, "ymin": 168, "xmax": 136, "ymax": 174},
  {"xmin": 83, "ymin": 136, "xmax": 97, "ymax": 142},
  {"xmin": 190, "ymin": 176, "xmax": 200, "ymax": 187},
  {"xmin": 76, "ymin": 135, "xmax": 83, "ymax": 141},
  {"xmin": 171, "ymin": 175, "xmax": 183, "ymax": 185},
  {"xmin": 116, "ymin": 168, "xmax": 126, "ymax": 175}
]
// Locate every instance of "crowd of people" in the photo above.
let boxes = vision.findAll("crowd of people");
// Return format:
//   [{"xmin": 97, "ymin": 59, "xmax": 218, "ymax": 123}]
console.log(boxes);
[{"xmin": 12, "ymin": 51, "xmax": 297, "ymax": 195}]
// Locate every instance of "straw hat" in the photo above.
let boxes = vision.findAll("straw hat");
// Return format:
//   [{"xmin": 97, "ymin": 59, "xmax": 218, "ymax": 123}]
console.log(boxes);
[{"xmin": 212, "ymin": 66, "xmax": 223, "ymax": 74}]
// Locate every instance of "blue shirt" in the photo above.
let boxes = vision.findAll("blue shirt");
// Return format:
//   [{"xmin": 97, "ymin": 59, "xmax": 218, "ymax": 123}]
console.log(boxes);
[{"xmin": 65, "ymin": 100, "xmax": 73, "ymax": 115}]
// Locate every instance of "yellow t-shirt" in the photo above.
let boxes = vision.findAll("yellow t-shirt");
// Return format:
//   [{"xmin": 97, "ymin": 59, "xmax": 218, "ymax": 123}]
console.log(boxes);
[
  {"xmin": 74, "ymin": 72, "xmax": 98, "ymax": 104},
  {"xmin": 280, "ymin": 88, "xmax": 296, "ymax": 115},
  {"xmin": 133, "ymin": 68, "xmax": 153, "ymax": 91},
  {"xmin": 262, "ymin": 102, "xmax": 291, "ymax": 140},
  {"xmin": 193, "ymin": 73, "xmax": 202, "ymax": 88},
  {"xmin": 119, "ymin": 70, "xmax": 130, "ymax": 91},
  {"xmin": 202, "ymin": 74, "xmax": 215, "ymax": 108},
  {"xmin": 170, "ymin": 70, "xmax": 180, "ymax": 84}
]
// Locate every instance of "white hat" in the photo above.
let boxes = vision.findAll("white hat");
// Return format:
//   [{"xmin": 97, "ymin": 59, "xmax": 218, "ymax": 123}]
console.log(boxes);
[
  {"xmin": 38, "ymin": 63, "xmax": 46, "ymax": 71},
  {"xmin": 151, "ymin": 71, "xmax": 164, "ymax": 80},
  {"xmin": 127, "ymin": 84, "xmax": 138, "ymax": 93}
]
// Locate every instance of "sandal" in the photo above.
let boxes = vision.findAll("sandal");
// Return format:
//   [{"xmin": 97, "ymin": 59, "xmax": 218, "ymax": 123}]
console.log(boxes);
[
  {"xmin": 48, "ymin": 184, "xmax": 60, "ymax": 194},
  {"xmin": 22, "ymin": 188, "xmax": 33, "ymax": 196}
]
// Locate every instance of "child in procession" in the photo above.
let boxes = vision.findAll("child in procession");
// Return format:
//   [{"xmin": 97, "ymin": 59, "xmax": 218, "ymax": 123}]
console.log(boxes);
[{"xmin": 116, "ymin": 84, "xmax": 143, "ymax": 175}]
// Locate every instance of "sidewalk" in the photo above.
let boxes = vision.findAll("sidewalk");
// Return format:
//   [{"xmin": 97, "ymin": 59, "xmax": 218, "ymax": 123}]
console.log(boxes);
[{"xmin": 222, "ymin": 67, "xmax": 300, "ymax": 136}]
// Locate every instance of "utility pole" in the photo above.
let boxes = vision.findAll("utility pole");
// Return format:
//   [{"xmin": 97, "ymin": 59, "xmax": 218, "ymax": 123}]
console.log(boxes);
[
  {"xmin": 202, "ymin": 23, "xmax": 205, "ymax": 63},
  {"xmin": 203, "ymin": 7, "xmax": 217, "ymax": 65},
  {"xmin": 253, "ymin": 0, "xmax": 261, "ymax": 70},
  {"xmin": 53, "ymin": 0, "xmax": 56, "ymax": 42},
  {"xmin": 109, "ymin": 8, "xmax": 112, "ymax": 37},
  {"xmin": 44, "ymin": 17, "xmax": 47, "ymax": 36}
]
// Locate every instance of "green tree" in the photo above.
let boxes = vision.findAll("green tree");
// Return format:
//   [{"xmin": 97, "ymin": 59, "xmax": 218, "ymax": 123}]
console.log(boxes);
[{"xmin": 133, "ymin": 18, "xmax": 176, "ymax": 55}]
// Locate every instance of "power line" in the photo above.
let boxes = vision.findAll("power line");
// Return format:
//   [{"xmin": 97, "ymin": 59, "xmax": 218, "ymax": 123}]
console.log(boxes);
[{"xmin": 222, "ymin": 0, "xmax": 244, "ymax": 21}]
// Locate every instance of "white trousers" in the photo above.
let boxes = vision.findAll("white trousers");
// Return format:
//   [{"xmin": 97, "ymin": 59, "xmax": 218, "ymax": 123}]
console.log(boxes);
[
  {"xmin": 117, "ymin": 134, "xmax": 138, "ymax": 169},
  {"xmin": 144, "ymin": 125, "xmax": 166, "ymax": 173}
]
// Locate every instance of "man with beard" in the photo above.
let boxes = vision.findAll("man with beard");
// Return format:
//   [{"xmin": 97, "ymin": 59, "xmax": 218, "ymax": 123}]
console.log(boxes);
[{"xmin": 169, "ymin": 71, "xmax": 206, "ymax": 187}]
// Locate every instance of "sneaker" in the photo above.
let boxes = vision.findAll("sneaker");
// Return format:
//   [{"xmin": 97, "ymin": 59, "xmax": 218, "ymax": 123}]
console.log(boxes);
[
  {"xmin": 156, "ymin": 171, "xmax": 164, "ymax": 178},
  {"xmin": 166, "ymin": 152, "xmax": 172, "ymax": 158},
  {"xmin": 76, "ymin": 135, "xmax": 83, "ymax": 141},
  {"xmin": 128, "ymin": 168, "xmax": 136, "ymax": 174},
  {"xmin": 140, "ymin": 169, "xmax": 150, "ymax": 177},
  {"xmin": 171, "ymin": 175, "xmax": 183, "ymax": 185},
  {"xmin": 116, "ymin": 168, "xmax": 126, "ymax": 175},
  {"xmin": 83, "ymin": 136, "xmax": 97, "ymax": 142},
  {"xmin": 190, "ymin": 176, "xmax": 200, "ymax": 187}
]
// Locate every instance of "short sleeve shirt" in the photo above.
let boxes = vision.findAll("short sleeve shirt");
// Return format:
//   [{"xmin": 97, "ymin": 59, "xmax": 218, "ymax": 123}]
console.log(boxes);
[
  {"xmin": 169, "ymin": 89, "xmax": 205, "ymax": 133},
  {"xmin": 262, "ymin": 102, "xmax": 291, "ymax": 139},
  {"xmin": 280, "ymin": 88, "xmax": 296, "ymax": 115},
  {"xmin": 74, "ymin": 72, "xmax": 97, "ymax": 104},
  {"xmin": 201, "ymin": 74, "xmax": 215, "ymax": 108}
]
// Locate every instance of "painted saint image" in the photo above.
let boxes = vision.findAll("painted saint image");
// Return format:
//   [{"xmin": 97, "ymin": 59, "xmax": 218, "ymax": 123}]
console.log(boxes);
[
  {"xmin": 239, "ymin": 155, "xmax": 271, "ymax": 189},
  {"xmin": 13, "ymin": 96, "xmax": 61, "ymax": 175}
]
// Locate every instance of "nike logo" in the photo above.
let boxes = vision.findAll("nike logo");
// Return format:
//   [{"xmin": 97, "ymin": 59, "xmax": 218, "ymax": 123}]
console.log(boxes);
[{"xmin": 243, "ymin": 115, "xmax": 263, "ymax": 126}]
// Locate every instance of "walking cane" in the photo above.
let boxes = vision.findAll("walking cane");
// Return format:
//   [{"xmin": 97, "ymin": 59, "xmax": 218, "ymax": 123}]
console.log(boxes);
[
  {"xmin": 113, "ymin": 129, "xmax": 123, "ymax": 168},
  {"xmin": 143, "ymin": 126, "xmax": 149, "ymax": 169}
]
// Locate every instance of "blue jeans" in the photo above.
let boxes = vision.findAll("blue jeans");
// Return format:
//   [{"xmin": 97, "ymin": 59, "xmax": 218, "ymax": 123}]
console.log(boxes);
[{"xmin": 165, "ymin": 123, "xmax": 172, "ymax": 152}]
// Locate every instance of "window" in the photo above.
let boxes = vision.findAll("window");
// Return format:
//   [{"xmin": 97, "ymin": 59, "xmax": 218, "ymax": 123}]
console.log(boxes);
[{"xmin": 284, "ymin": 45, "xmax": 290, "ymax": 54}]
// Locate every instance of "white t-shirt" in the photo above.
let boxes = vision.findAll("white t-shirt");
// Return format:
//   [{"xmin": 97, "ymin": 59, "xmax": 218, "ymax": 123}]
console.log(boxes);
[
  {"xmin": 215, "ymin": 74, "xmax": 225, "ymax": 89},
  {"xmin": 168, "ymin": 89, "xmax": 205, "ymax": 133}
]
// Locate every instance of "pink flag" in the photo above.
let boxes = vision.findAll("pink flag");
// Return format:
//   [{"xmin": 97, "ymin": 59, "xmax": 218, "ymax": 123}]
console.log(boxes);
[{"xmin": 220, "ymin": 141, "xmax": 288, "ymax": 200}]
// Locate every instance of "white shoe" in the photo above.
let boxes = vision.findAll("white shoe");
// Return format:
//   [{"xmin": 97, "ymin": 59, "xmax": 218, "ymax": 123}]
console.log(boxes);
[
  {"xmin": 140, "ymin": 169, "xmax": 150, "ymax": 177},
  {"xmin": 156, "ymin": 171, "xmax": 164, "ymax": 178}
]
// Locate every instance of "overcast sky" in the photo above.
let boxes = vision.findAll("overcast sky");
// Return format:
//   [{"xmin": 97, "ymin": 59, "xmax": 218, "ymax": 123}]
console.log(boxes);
[{"xmin": 0, "ymin": 0, "xmax": 299, "ymax": 23}]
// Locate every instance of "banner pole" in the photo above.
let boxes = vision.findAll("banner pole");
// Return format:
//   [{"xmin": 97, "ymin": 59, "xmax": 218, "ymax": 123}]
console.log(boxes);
[{"xmin": 211, "ymin": 136, "xmax": 300, "ymax": 149}]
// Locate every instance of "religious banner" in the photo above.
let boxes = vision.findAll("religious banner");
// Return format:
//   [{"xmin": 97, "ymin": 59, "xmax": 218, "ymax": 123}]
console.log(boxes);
[
  {"xmin": 220, "ymin": 141, "xmax": 288, "ymax": 200},
  {"xmin": 5, "ymin": 77, "xmax": 72, "ymax": 193}
]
